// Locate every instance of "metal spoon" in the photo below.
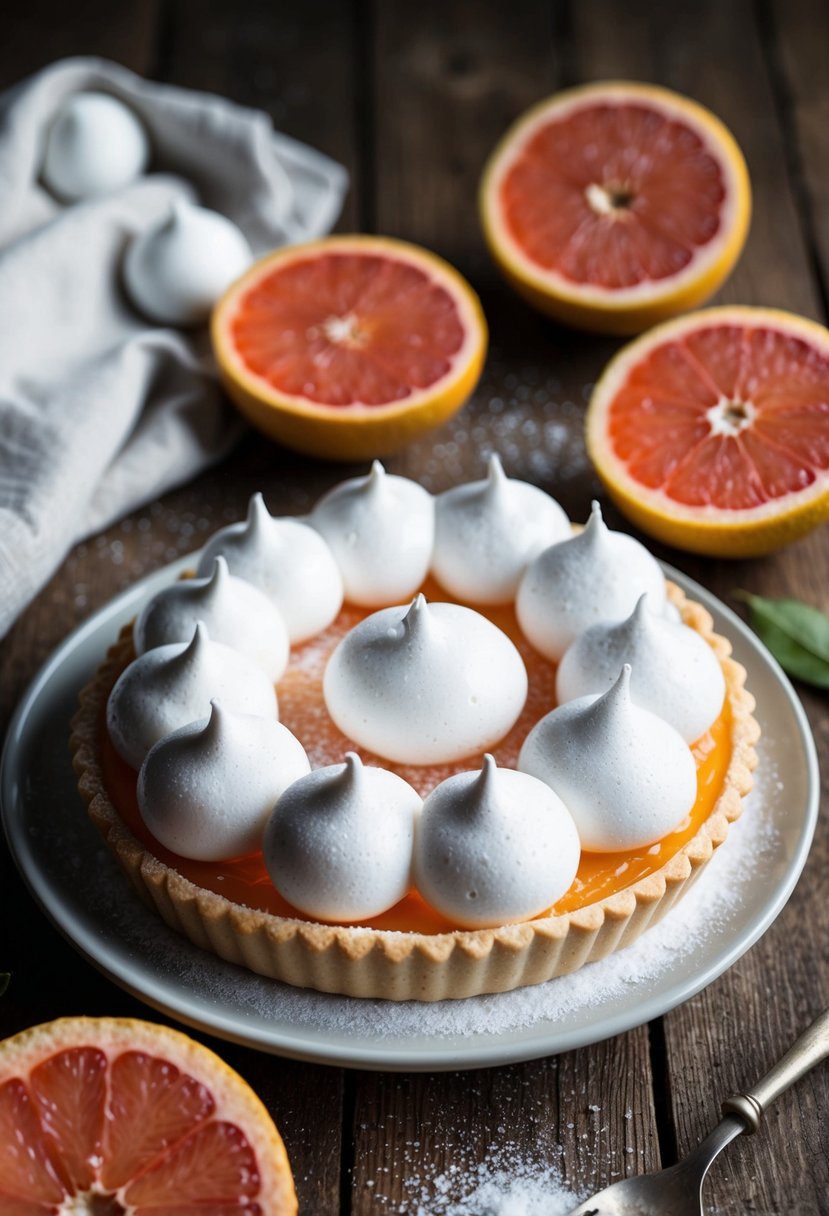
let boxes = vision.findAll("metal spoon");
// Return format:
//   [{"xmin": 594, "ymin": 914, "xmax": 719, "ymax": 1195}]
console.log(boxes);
[{"xmin": 566, "ymin": 1007, "xmax": 829, "ymax": 1215}]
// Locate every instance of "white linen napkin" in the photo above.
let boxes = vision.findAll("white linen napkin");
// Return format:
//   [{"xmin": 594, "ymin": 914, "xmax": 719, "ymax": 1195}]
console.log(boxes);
[{"xmin": 0, "ymin": 57, "xmax": 348, "ymax": 639}]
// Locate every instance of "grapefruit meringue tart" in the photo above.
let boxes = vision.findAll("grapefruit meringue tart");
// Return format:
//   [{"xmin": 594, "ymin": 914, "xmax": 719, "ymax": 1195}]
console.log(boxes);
[{"xmin": 71, "ymin": 463, "xmax": 758, "ymax": 1001}]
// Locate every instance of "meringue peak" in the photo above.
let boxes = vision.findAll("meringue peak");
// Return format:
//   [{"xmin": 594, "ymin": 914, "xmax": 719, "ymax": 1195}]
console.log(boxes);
[
  {"xmin": 340, "ymin": 751, "xmax": 364, "ymax": 790},
  {"xmin": 246, "ymin": 491, "xmax": 271, "ymax": 538},
  {"xmin": 431, "ymin": 454, "xmax": 570, "ymax": 605},
  {"xmin": 309, "ymin": 466, "xmax": 434, "ymax": 607},
  {"xmin": 324, "ymin": 600, "xmax": 527, "ymax": 765},
  {"xmin": 484, "ymin": 454, "xmax": 508, "ymax": 499},
  {"xmin": 556, "ymin": 592, "xmax": 726, "ymax": 742},
  {"xmin": 367, "ymin": 460, "xmax": 387, "ymax": 491},
  {"xmin": 169, "ymin": 620, "xmax": 210, "ymax": 672},
  {"xmin": 413, "ymin": 758, "xmax": 580, "ymax": 928},
  {"xmin": 402, "ymin": 593, "xmax": 433, "ymax": 641}
]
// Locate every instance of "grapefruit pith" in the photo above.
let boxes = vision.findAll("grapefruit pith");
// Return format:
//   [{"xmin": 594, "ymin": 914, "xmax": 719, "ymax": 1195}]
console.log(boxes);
[
  {"xmin": 212, "ymin": 235, "xmax": 487, "ymax": 461},
  {"xmin": 480, "ymin": 81, "xmax": 751, "ymax": 334},
  {"xmin": 586, "ymin": 306, "xmax": 829, "ymax": 556},
  {"xmin": 0, "ymin": 1016, "xmax": 297, "ymax": 1214}
]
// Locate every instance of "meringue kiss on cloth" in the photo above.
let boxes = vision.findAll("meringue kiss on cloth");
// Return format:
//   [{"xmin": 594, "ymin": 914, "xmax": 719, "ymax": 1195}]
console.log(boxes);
[{"xmin": 0, "ymin": 57, "xmax": 347, "ymax": 638}]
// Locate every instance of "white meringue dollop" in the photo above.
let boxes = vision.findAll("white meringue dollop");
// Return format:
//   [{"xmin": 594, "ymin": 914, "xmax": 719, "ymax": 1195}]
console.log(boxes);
[
  {"xmin": 138, "ymin": 701, "xmax": 310, "ymax": 861},
  {"xmin": 107, "ymin": 621, "xmax": 278, "ymax": 769},
  {"xmin": 263, "ymin": 753, "xmax": 420, "ymax": 921},
  {"xmin": 556, "ymin": 594, "xmax": 726, "ymax": 743},
  {"xmin": 134, "ymin": 556, "xmax": 289, "ymax": 681},
  {"xmin": 309, "ymin": 462, "xmax": 434, "ymax": 607},
  {"xmin": 519, "ymin": 665, "xmax": 697, "ymax": 852},
  {"xmin": 324, "ymin": 594, "xmax": 528, "ymax": 764},
  {"xmin": 42, "ymin": 92, "xmax": 149, "ymax": 201},
  {"xmin": 413, "ymin": 755, "xmax": 580, "ymax": 928},
  {"xmin": 516, "ymin": 501, "xmax": 667, "ymax": 662},
  {"xmin": 197, "ymin": 493, "xmax": 343, "ymax": 643},
  {"xmin": 123, "ymin": 200, "xmax": 252, "ymax": 325},
  {"xmin": 432, "ymin": 455, "xmax": 571, "ymax": 604}
]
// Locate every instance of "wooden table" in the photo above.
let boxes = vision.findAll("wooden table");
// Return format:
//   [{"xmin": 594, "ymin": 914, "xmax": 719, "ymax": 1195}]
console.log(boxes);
[{"xmin": 2, "ymin": 2, "xmax": 828, "ymax": 1212}]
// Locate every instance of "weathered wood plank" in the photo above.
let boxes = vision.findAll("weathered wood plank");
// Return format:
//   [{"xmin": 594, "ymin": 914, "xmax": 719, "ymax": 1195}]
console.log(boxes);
[
  {"xmin": 769, "ymin": 0, "xmax": 829, "ymax": 313},
  {"xmin": 153, "ymin": 0, "xmax": 360, "ymax": 230},
  {"xmin": 1, "ymin": 0, "xmax": 159, "ymax": 83},
  {"xmin": 350, "ymin": 1038, "xmax": 657, "ymax": 1214},
  {"xmin": 567, "ymin": 2, "xmax": 829, "ymax": 1213}
]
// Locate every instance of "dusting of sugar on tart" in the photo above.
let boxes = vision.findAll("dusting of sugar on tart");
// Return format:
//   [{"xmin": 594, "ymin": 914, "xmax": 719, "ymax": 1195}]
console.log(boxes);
[{"xmin": 323, "ymin": 594, "xmax": 528, "ymax": 764}]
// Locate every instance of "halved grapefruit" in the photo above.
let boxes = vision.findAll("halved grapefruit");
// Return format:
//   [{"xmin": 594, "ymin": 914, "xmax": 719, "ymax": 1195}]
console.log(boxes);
[
  {"xmin": 0, "ymin": 1016, "xmax": 297, "ymax": 1213},
  {"xmin": 480, "ymin": 81, "xmax": 751, "ymax": 334},
  {"xmin": 212, "ymin": 235, "xmax": 487, "ymax": 461},
  {"xmin": 586, "ymin": 306, "xmax": 829, "ymax": 556}
]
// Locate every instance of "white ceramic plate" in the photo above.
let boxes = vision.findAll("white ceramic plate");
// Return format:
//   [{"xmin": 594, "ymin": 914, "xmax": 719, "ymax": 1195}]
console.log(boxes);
[{"xmin": 1, "ymin": 558, "xmax": 819, "ymax": 1071}]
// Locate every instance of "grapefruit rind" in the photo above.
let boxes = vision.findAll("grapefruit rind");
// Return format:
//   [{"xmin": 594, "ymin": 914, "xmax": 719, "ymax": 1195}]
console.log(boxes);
[
  {"xmin": 0, "ymin": 1015, "xmax": 297, "ymax": 1213},
  {"xmin": 212, "ymin": 235, "xmax": 488, "ymax": 461},
  {"xmin": 586, "ymin": 306, "xmax": 829, "ymax": 556},
  {"xmin": 480, "ymin": 81, "xmax": 752, "ymax": 335}
]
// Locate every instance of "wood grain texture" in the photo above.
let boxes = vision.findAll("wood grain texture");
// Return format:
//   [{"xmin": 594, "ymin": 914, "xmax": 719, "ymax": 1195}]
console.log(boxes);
[
  {"xmin": 768, "ymin": 0, "xmax": 829, "ymax": 315},
  {"xmin": 348, "ymin": 1037, "xmax": 659, "ymax": 1213},
  {"xmin": 0, "ymin": 0, "xmax": 159, "ymax": 82},
  {"xmin": 1, "ymin": 2, "xmax": 829, "ymax": 1213},
  {"xmin": 152, "ymin": 0, "xmax": 361, "ymax": 231}
]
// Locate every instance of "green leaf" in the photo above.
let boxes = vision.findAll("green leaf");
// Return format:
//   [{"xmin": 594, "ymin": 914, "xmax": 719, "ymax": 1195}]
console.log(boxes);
[
  {"xmin": 0, "ymin": 974, "xmax": 9, "ymax": 997},
  {"xmin": 737, "ymin": 592, "xmax": 829, "ymax": 688}
]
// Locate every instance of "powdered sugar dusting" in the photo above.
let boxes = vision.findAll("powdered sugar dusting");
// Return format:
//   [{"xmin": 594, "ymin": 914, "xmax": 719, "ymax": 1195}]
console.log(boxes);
[{"xmin": 397, "ymin": 1142, "xmax": 586, "ymax": 1214}]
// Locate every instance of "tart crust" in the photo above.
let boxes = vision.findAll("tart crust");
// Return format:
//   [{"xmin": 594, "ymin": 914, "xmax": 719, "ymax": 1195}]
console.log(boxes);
[{"xmin": 71, "ymin": 582, "xmax": 759, "ymax": 1001}]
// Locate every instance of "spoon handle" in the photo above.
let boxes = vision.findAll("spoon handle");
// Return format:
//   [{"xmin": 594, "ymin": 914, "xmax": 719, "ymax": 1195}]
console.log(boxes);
[{"xmin": 722, "ymin": 1008, "xmax": 829, "ymax": 1132}]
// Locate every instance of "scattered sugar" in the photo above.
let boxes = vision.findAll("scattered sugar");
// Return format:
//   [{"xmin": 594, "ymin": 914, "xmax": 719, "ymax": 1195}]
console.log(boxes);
[{"xmin": 396, "ymin": 1142, "xmax": 586, "ymax": 1215}]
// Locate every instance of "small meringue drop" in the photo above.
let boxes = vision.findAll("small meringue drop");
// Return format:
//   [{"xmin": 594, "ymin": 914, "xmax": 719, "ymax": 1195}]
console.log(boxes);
[
  {"xmin": 138, "ymin": 701, "xmax": 310, "ymax": 861},
  {"xmin": 107, "ymin": 621, "xmax": 278, "ymax": 769},
  {"xmin": 197, "ymin": 493, "xmax": 343, "ymax": 643},
  {"xmin": 519, "ymin": 664, "xmax": 697, "ymax": 852},
  {"xmin": 556, "ymin": 593, "xmax": 726, "ymax": 742},
  {"xmin": 263, "ymin": 752, "xmax": 421, "ymax": 922},
  {"xmin": 134, "ymin": 556, "xmax": 289, "ymax": 681},
  {"xmin": 516, "ymin": 500, "xmax": 666, "ymax": 661},
  {"xmin": 123, "ymin": 199, "xmax": 252, "ymax": 326},
  {"xmin": 432, "ymin": 454, "xmax": 571, "ymax": 604},
  {"xmin": 413, "ymin": 754, "xmax": 581, "ymax": 928},
  {"xmin": 42, "ymin": 92, "xmax": 149, "ymax": 201},
  {"xmin": 309, "ymin": 461, "xmax": 434, "ymax": 606},
  {"xmin": 324, "ymin": 594, "xmax": 528, "ymax": 764}
]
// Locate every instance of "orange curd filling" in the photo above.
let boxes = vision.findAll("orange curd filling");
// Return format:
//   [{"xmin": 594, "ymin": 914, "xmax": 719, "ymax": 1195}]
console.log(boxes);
[{"xmin": 99, "ymin": 583, "xmax": 733, "ymax": 935}]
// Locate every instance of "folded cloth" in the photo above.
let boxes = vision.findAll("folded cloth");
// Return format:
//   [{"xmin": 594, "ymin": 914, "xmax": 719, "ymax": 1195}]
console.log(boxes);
[{"xmin": 0, "ymin": 57, "xmax": 348, "ymax": 639}]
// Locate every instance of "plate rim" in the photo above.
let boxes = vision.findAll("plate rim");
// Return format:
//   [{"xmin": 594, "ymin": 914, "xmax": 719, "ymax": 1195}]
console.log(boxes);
[{"xmin": 1, "ymin": 556, "xmax": 820, "ymax": 1071}]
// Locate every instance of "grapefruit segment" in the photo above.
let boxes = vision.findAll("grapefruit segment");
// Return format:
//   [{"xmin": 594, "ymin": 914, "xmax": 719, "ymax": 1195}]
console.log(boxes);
[
  {"xmin": 480, "ymin": 81, "xmax": 751, "ymax": 334},
  {"xmin": 212, "ymin": 235, "xmax": 487, "ymax": 460},
  {"xmin": 0, "ymin": 1078, "xmax": 69, "ymax": 1204},
  {"xmin": 99, "ymin": 1051, "xmax": 215, "ymax": 1190},
  {"xmin": 586, "ymin": 307, "xmax": 829, "ymax": 555},
  {"xmin": 0, "ymin": 1018, "xmax": 296, "ymax": 1214}
]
